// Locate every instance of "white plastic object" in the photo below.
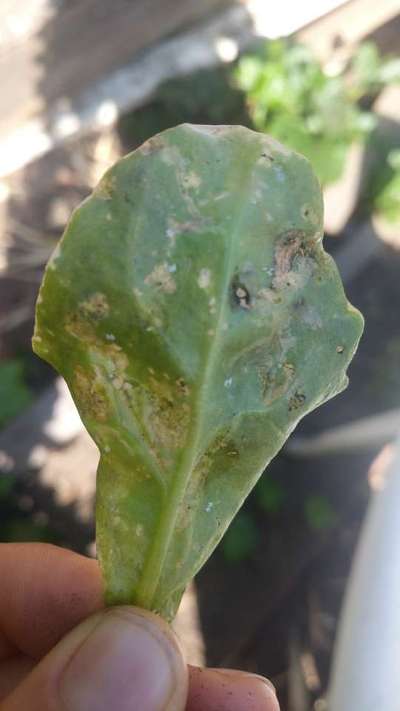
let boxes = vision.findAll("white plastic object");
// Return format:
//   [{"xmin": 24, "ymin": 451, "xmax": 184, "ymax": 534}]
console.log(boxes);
[{"xmin": 329, "ymin": 436, "xmax": 400, "ymax": 710}]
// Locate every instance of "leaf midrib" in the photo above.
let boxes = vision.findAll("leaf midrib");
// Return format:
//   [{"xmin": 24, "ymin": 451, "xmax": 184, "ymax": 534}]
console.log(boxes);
[{"xmin": 134, "ymin": 147, "xmax": 258, "ymax": 611}]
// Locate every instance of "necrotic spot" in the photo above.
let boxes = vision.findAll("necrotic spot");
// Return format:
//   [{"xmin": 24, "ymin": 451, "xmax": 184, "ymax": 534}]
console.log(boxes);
[{"xmin": 230, "ymin": 275, "xmax": 251, "ymax": 310}]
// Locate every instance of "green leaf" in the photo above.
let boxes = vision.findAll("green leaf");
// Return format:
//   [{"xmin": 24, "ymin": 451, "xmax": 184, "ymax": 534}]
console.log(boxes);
[
  {"xmin": 0, "ymin": 361, "xmax": 33, "ymax": 427},
  {"xmin": 33, "ymin": 124, "xmax": 363, "ymax": 620},
  {"xmin": 221, "ymin": 511, "xmax": 258, "ymax": 562}
]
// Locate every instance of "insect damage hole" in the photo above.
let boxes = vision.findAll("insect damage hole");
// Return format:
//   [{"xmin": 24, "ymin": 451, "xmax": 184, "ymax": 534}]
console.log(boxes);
[{"xmin": 231, "ymin": 276, "xmax": 251, "ymax": 310}]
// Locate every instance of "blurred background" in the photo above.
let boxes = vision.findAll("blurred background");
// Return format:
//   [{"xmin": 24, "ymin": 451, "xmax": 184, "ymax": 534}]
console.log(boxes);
[{"xmin": 0, "ymin": 1, "xmax": 399, "ymax": 708}]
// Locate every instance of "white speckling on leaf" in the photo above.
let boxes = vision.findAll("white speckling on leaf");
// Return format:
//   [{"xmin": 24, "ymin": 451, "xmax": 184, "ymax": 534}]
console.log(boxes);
[
  {"xmin": 205, "ymin": 502, "xmax": 214, "ymax": 513},
  {"xmin": 136, "ymin": 524, "xmax": 144, "ymax": 537},
  {"xmin": 105, "ymin": 333, "xmax": 115, "ymax": 341},
  {"xmin": 198, "ymin": 268, "xmax": 211, "ymax": 289},
  {"xmin": 251, "ymin": 188, "xmax": 263, "ymax": 206},
  {"xmin": 274, "ymin": 166, "xmax": 286, "ymax": 183},
  {"xmin": 167, "ymin": 263, "xmax": 177, "ymax": 273},
  {"xmin": 302, "ymin": 306, "xmax": 323, "ymax": 330},
  {"xmin": 184, "ymin": 172, "xmax": 201, "ymax": 189},
  {"xmin": 214, "ymin": 191, "xmax": 229, "ymax": 202},
  {"xmin": 160, "ymin": 145, "xmax": 182, "ymax": 166},
  {"xmin": 104, "ymin": 445, "xmax": 111, "ymax": 453},
  {"xmin": 133, "ymin": 287, "xmax": 143, "ymax": 298},
  {"xmin": 224, "ymin": 377, "xmax": 233, "ymax": 388}
]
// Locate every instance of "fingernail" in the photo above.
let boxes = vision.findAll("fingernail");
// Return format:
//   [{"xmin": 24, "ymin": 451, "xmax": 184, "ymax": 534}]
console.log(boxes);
[{"xmin": 60, "ymin": 608, "xmax": 181, "ymax": 711}]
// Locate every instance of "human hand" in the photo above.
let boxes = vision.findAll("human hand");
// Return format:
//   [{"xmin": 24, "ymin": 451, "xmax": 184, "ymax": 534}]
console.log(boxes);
[{"xmin": 0, "ymin": 543, "xmax": 279, "ymax": 710}]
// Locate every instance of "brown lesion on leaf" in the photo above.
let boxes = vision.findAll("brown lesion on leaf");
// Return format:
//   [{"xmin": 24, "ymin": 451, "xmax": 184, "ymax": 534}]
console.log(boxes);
[
  {"xmin": 74, "ymin": 366, "xmax": 108, "ymax": 422},
  {"xmin": 288, "ymin": 390, "xmax": 306, "ymax": 411},
  {"xmin": 272, "ymin": 230, "xmax": 318, "ymax": 290},
  {"xmin": 260, "ymin": 151, "xmax": 275, "ymax": 162},
  {"xmin": 95, "ymin": 174, "xmax": 116, "ymax": 200},
  {"xmin": 148, "ymin": 392, "xmax": 190, "ymax": 450},
  {"xmin": 230, "ymin": 274, "xmax": 251, "ymax": 310},
  {"xmin": 272, "ymin": 231, "xmax": 303, "ymax": 289},
  {"xmin": 65, "ymin": 312, "xmax": 98, "ymax": 342},
  {"xmin": 176, "ymin": 377, "xmax": 191, "ymax": 397},
  {"xmin": 144, "ymin": 263, "xmax": 176, "ymax": 294},
  {"xmin": 180, "ymin": 429, "xmax": 240, "ymax": 523},
  {"xmin": 258, "ymin": 361, "xmax": 296, "ymax": 405},
  {"xmin": 211, "ymin": 431, "xmax": 240, "ymax": 458},
  {"xmin": 79, "ymin": 293, "xmax": 110, "ymax": 320},
  {"xmin": 131, "ymin": 378, "xmax": 191, "ymax": 454},
  {"xmin": 301, "ymin": 204, "xmax": 319, "ymax": 226},
  {"xmin": 140, "ymin": 135, "xmax": 165, "ymax": 155}
]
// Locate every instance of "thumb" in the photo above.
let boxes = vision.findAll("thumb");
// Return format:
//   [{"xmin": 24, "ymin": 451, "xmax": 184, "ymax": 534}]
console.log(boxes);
[{"xmin": 1, "ymin": 607, "xmax": 188, "ymax": 711}]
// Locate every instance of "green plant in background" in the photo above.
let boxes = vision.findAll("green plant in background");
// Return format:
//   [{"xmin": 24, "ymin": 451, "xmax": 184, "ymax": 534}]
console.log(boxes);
[
  {"xmin": 349, "ymin": 42, "xmax": 400, "ymax": 101},
  {"xmin": 222, "ymin": 477, "xmax": 286, "ymax": 563},
  {"xmin": 222, "ymin": 511, "xmax": 258, "ymax": 563},
  {"xmin": 0, "ymin": 473, "xmax": 14, "ymax": 500},
  {"xmin": 33, "ymin": 124, "xmax": 363, "ymax": 620},
  {"xmin": 373, "ymin": 149, "xmax": 400, "ymax": 224},
  {"xmin": 255, "ymin": 475, "xmax": 286, "ymax": 515},
  {"xmin": 0, "ymin": 359, "xmax": 33, "ymax": 428},
  {"xmin": 305, "ymin": 494, "xmax": 338, "ymax": 531},
  {"xmin": 235, "ymin": 40, "xmax": 399, "ymax": 186}
]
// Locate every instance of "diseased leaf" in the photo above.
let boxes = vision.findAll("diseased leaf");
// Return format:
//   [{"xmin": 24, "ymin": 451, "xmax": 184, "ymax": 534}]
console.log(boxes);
[{"xmin": 33, "ymin": 124, "xmax": 363, "ymax": 620}]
